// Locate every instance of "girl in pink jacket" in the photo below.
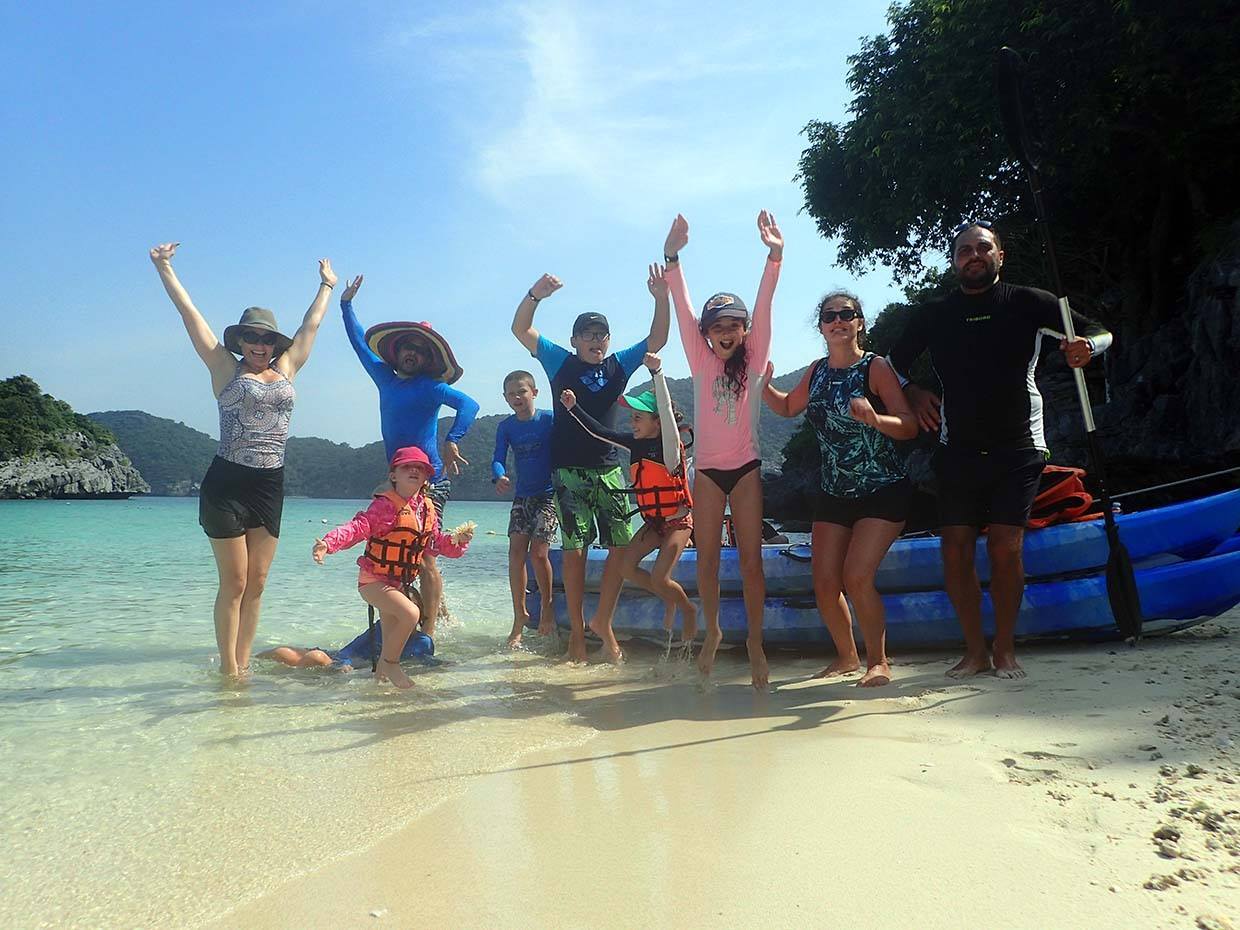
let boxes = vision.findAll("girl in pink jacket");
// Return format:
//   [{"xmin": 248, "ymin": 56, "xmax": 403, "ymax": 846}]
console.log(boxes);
[{"xmin": 311, "ymin": 446, "xmax": 472, "ymax": 689}]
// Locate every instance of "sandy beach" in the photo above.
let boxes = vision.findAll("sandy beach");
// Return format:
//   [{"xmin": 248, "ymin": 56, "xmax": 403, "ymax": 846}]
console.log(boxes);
[{"xmin": 209, "ymin": 614, "xmax": 1240, "ymax": 930}]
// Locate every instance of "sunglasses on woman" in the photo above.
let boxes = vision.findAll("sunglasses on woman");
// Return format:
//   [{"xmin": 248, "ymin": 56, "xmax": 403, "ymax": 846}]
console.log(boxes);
[
  {"xmin": 240, "ymin": 330, "xmax": 278, "ymax": 346},
  {"xmin": 819, "ymin": 308, "xmax": 860, "ymax": 324}
]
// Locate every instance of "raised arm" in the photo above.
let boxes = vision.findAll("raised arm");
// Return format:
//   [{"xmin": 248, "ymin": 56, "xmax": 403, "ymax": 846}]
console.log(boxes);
[
  {"xmin": 647, "ymin": 354, "xmax": 681, "ymax": 471},
  {"xmin": 762, "ymin": 360, "xmax": 813, "ymax": 418},
  {"xmin": 559, "ymin": 389, "xmax": 635, "ymax": 452},
  {"xmin": 278, "ymin": 259, "xmax": 338, "ymax": 378},
  {"xmin": 513, "ymin": 274, "xmax": 562, "ymax": 355},
  {"xmin": 339, "ymin": 276, "xmax": 393, "ymax": 387},
  {"xmin": 149, "ymin": 243, "xmax": 236, "ymax": 389},
  {"xmin": 646, "ymin": 263, "xmax": 671, "ymax": 352},
  {"xmin": 661, "ymin": 214, "xmax": 707, "ymax": 372},
  {"xmin": 748, "ymin": 210, "xmax": 784, "ymax": 369}
]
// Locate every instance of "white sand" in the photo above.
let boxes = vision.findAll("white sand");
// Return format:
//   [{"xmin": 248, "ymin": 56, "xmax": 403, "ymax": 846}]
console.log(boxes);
[{"xmin": 209, "ymin": 616, "xmax": 1240, "ymax": 930}]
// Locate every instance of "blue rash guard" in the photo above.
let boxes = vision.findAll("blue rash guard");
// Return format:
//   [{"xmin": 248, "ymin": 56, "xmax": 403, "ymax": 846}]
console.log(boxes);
[
  {"xmin": 342, "ymin": 300, "xmax": 480, "ymax": 479},
  {"xmin": 492, "ymin": 409, "xmax": 555, "ymax": 497}
]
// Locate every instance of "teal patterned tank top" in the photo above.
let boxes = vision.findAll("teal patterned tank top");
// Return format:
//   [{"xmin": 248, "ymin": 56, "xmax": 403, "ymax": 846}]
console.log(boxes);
[{"xmin": 805, "ymin": 353, "xmax": 906, "ymax": 498}]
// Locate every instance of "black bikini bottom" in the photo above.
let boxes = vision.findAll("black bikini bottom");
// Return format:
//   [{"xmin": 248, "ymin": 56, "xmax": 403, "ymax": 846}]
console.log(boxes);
[{"xmin": 697, "ymin": 459, "xmax": 761, "ymax": 496}]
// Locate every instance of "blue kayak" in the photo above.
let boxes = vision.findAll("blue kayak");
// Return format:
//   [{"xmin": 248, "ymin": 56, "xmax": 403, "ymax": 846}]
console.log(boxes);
[
  {"xmin": 545, "ymin": 489, "xmax": 1240, "ymax": 595},
  {"xmin": 528, "ymin": 548, "xmax": 1240, "ymax": 648}
]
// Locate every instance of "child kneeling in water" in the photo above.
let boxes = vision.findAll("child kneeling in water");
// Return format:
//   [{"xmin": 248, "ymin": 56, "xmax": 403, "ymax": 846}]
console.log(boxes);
[
  {"xmin": 308, "ymin": 446, "xmax": 472, "ymax": 688},
  {"xmin": 561, "ymin": 352, "xmax": 696, "ymax": 659}
]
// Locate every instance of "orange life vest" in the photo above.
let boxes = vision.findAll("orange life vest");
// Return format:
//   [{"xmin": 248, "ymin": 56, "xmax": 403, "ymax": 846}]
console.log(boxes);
[
  {"xmin": 1026, "ymin": 464, "xmax": 1097, "ymax": 529},
  {"xmin": 629, "ymin": 449, "xmax": 692, "ymax": 519},
  {"xmin": 362, "ymin": 490, "xmax": 434, "ymax": 584}
]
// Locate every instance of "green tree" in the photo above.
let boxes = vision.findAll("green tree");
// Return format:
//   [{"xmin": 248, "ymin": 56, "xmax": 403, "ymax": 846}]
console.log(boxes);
[
  {"xmin": 797, "ymin": 0, "xmax": 1240, "ymax": 334},
  {"xmin": 0, "ymin": 375, "xmax": 115, "ymax": 460}
]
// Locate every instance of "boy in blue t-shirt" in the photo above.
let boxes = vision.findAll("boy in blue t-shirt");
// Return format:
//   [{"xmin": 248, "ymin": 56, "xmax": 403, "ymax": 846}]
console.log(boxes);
[
  {"xmin": 511, "ymin": 266, "xmax": 670, "ymax": 662},
  {"xmin": 493, "ymin": 370, "xmax": 558, "ymax": 648}
]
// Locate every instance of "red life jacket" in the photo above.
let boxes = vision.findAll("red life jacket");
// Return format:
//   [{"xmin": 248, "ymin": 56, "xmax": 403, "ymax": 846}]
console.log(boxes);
[
  {"xmin": 362, "ymin": 490, "xmax": 434, "ymax": 583},
  {"xmin": 1027, "ymin": 465, "xmax": 1096, "ymax": 529},
  {"xmin": 629, "ymin": 448, "xmax": 692, "ymax": 519}
]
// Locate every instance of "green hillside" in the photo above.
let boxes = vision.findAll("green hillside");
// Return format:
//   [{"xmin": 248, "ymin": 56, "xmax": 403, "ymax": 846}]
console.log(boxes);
[
  {"xmin": 89, "ymin": 367, "xmax": 810, "ymax": 499},
  {"xmin": 2, "ymin": 375, "xmax": 116, "ymax": 460}
]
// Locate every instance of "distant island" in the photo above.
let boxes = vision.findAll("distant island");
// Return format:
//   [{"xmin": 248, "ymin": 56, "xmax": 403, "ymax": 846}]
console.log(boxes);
[{"xmin": 0, "ymin": 375, "xmax": 148, "ymax": 499}]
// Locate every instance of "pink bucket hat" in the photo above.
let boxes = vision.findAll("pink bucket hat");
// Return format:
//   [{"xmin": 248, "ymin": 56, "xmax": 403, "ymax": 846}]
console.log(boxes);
[{"xmin": 388, "ymin": 446, "xmax": 434, "ymax": 476}]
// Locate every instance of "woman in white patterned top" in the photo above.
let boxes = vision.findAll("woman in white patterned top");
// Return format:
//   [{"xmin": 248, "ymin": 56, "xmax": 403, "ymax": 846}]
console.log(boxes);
[{"xmin": 150, "ymin": 242, "xmax": 337, "ymax": 677}]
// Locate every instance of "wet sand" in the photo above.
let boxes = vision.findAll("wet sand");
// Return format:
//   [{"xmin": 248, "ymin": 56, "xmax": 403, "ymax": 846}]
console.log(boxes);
[{"xmin": 210, "ymin": 614, "xmax": 1240, "ymax": 930}]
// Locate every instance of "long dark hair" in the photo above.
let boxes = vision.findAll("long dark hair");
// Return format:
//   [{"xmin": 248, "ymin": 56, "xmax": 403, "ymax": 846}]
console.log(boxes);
[{"xmin": 720, "ymin": 344, "xmax": 748, "ymax": 398}]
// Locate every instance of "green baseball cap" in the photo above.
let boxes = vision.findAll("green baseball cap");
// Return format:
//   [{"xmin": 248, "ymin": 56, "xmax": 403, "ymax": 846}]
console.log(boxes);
[{"xmin": 619, "ymin": 390, "xmax": 658, "ymax": 414}]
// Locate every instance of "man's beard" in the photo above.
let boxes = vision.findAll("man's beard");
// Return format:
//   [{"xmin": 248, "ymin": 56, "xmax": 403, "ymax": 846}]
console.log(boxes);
[{"xmin": 958, "ymin": 257, "xmax": 998, "ymax": 288}]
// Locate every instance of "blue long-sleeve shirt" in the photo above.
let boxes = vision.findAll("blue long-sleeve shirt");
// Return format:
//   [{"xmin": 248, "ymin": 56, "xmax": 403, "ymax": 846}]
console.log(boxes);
[
  {"xmin": 342, "ymin": 300, "xmax": 480, "ymax": 480},
  {"xmin": 491, "ymin": 409, "xmax": 555, "ymax": 497}
]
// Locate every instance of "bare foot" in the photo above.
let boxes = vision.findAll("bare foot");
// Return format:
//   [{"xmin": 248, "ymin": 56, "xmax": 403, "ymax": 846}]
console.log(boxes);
[
  {"xmin": 697, "ymin": 627, "xmax": 723, "ymax": 676},
  {"xmin": 587, "ymin": 616, "xmax": 624, "ymax": 663},
  {"xmin": 946, "ymin": 651, "xmax": 992, "ymax": 678},
  {"xmin": 747, "ymin": 640, "xmax": 769, "ymax": 691},
  {"xmin": 506, "ymin": 631, "xmax": 523, "ymax": 649},
  {"xmin": 566, "ymin": 632, "xmax": 588, "ymax": 664},
  {"xmin": 681, "ymin": 608, "xmax": 698, "ymax": 644},
  {"xmin": 858, "ymin": 661, "xmax": 892, "ymax": 687},
  {"xmin": 992, "ymin": 649, "xmax": 1026, "ymax": 679},
  {"xmin": 596, "ymin": 644, "xmax": 625, "ymax": 664},
  {"xmin": 537, "ymin": 605, "xmax": 557, "ymax": 637},
  {"xmin": 812, "ymin": 656, "xmax": 861, "ymax": 679},
  {"xmin": 376, "ymin": 658, "xmax": 414, "ymax": 690}
]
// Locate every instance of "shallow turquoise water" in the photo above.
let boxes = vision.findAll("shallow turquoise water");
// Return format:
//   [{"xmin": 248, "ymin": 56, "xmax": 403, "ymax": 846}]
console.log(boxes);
[{"xmin": 0, "ymin": 498, "xmax": 622, "ymax": 928}]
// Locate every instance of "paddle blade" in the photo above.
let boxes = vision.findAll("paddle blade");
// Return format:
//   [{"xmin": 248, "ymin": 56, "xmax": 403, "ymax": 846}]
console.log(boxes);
[
  {"xmin": 1104, "ymin": 539, "xmax": 1143, "ymax": 642},
  {"xmin": 995, "ymin": 47, "xmax": 1043, "ymax": 172}
]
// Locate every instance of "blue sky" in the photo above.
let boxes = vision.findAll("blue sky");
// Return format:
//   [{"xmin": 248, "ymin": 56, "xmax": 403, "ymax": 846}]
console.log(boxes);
[{"xmin": 0, "ymin": 1, "xmax": 917, "ymax": 446}]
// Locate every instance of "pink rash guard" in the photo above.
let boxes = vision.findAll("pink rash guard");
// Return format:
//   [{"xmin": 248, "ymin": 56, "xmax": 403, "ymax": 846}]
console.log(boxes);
[
  {"xmin": 321, "ymin": 492, "xmax": 469, "ymax": 586},
  {"xmin": 666, "ymin": 256, "xmax": 781, "ymax": 470}
]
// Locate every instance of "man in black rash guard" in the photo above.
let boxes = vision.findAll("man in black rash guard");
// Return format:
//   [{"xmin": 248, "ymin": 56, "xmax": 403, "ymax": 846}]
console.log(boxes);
[{"xmin": 889, "ymin": 222, "xmax": 1113, "ymax": 679}]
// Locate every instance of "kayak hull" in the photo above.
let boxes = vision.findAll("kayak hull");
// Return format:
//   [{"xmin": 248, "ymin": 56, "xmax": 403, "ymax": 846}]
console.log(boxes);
[
  {"xmin": 528, "ymin": 549, "xmax": 1240, "ymax": 648},
  {"xmin": 543, "ymin": 489, "xmax": 1240, "ymax": 595}
]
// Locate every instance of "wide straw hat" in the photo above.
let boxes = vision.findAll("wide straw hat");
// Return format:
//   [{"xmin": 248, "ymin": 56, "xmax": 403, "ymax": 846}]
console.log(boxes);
[
  {"xmin": 364, "ymin": 321, "xmax": 463, "ymax": 384},
  {"xmin": 222, "ymin": 307, "xmax": 294, "ymax": 357}
]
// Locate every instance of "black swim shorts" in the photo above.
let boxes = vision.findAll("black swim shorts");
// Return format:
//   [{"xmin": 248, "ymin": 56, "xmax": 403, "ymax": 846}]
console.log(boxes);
[
  {"xmin": 198, "ymin": 456, "xmax": 285, "ymax": 539},
  {"xmin": 813, "ymin": 478, "xmax": 912, "ymax": 529},
  {"xmin": 932, "ymin": 445, "xmax": 1046, "ymax": 528}
]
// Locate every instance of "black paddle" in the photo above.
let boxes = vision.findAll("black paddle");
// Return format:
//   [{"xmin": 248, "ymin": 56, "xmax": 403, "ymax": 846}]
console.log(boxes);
[{"xmin": 995, "ymin": 46, "xmax": 1143, "ymax": 641}]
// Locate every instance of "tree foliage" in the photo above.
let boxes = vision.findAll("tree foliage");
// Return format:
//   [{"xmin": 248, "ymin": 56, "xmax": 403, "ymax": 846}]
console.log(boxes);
[
  {"xmin": 0, "ymin": 375, "xmax": 115, "ymax": 460},
  {"xmin": 798, "ymin": 0, "xmax": 1240, "ymax": 333}
]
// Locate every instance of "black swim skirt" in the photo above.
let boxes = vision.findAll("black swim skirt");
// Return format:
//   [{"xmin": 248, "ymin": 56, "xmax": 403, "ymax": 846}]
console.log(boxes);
[
  {"xmin": 813, "ymin": 478, "xmax": 912, "ymax": 529},
  {"xmin": 199, "ymin": 456, "xmax": 285, "ymax": 539}
]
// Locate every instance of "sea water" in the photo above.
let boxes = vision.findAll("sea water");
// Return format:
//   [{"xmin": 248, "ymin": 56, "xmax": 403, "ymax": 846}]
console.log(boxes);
[{"xmin": 0, "ymin": 498, "xmax": 622, "ymax": 928}]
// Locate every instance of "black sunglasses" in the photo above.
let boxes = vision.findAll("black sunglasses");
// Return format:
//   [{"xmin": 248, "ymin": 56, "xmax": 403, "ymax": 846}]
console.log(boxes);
[
  {"xmin": 240, "ymin": 330, "xmax": 278, "ymax": 346},
  {"xmin": 819, "ymin": 308, "xmax": 861, "ymax": 324},
  {"xmin": 951, "ymin": 219, "xmax": 994, "ymax": 236}
]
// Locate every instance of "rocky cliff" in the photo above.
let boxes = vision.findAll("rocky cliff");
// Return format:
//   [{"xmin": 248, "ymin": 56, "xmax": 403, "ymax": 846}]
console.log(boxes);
[{"xmin": 0, "ymin": 431, "xmax": 150, "ymax": 499}]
